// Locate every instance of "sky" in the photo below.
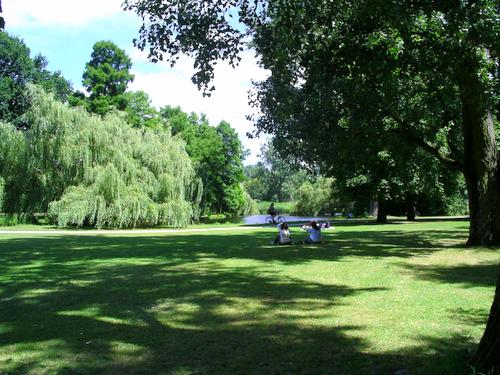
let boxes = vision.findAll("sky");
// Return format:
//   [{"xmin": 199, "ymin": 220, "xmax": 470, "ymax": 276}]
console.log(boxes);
[{"xmin": 3, "ymin": 0, "xmax": 269, "ymax": 165}]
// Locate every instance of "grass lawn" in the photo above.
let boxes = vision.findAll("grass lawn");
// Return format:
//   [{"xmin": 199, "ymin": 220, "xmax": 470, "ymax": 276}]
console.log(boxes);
[{"xmin": 0, "ymin": 220, "xmax": 498, "ymax": 375}]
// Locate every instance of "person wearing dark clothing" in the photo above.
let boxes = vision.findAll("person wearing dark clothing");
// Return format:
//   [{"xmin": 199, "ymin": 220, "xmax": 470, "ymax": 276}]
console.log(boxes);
[{"xmin": 267, "ymin": 203, "xmax": 278, "ymax": 223}]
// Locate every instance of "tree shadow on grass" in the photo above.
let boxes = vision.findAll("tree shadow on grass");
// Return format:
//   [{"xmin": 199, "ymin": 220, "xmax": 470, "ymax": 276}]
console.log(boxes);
[
  {"xmin": 283, "ymin": 224, "xmax": 468, "ymax": 262},
  {"xmin": 450, "ymin": 307, "xmax": 491, "ymax": 328},
  {"xmin": 0, "ymin": 236, "xmax": 373, "ymax": 374},
  {"xmin": 400, "ymin": 262, "xmax": 499, "ymax": 288},
  {"xmin": 0, "ymin": 230, "xmax": 481, "ymax": 374},
  {"xmin": 0, "ymin": 224, "xmax": 472, "ymax": 277}
]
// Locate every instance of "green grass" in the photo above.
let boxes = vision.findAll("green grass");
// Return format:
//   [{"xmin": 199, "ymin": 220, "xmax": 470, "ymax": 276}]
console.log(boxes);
[{"xmin": 0, "ymin": 220, "xmax": 498, "ymax": 374}]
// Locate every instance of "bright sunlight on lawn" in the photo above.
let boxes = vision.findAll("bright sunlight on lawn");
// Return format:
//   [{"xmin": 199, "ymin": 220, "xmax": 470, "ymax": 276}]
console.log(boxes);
[{"xmin": 0, "ymin": 220, "xmax": 498, "ymax": 375}]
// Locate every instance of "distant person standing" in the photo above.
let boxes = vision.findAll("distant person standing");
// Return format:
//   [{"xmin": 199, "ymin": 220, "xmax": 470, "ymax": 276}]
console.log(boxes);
[{"xmin": 267, "ymin": 202, "xmax": 278, "ymax": 223}]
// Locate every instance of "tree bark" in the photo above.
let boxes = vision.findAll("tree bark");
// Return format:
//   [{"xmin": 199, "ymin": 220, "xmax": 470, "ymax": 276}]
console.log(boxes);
[
  {"xmin": 376, "ymin": 198, "xmax": 387, "ymax": 223},
  {"xmin": 405, "ymin": 195, "xmax": 416, "ymax": 221},
  {"xmin": 458, "ymin": 51, "xmax": 500, "ymax": 373},
  {"xmin": 458, "ymin": 54, "xmax": 500, "ymax": 247},
  {"xmin": 471, "ymin": 265, "xmax": 500, "ymax": 374}
]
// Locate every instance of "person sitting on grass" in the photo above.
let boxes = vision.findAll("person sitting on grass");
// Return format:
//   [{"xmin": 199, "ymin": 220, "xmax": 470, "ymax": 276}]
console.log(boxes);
[
  {"xmin": 273, "ymin": 222, "xmax": 292, "ymax": 245},
  {"xmin": 301, "ymin": 220, "xmax": 322, "ymax": 244}
]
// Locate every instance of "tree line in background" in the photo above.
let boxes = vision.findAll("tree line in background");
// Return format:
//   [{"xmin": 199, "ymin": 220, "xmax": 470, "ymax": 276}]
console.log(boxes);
[
  {"xmin": 245, "ymin": 142, "xmax": 467, "ymax": 218},
  {"xmin": 0, "ymin": 30, "xmax": 469, "ymax": 223},
  {"xmin": 124, "ymin": 0, "xmax": 498, "ymax": 245},
  {"xmin": 121, "ymin": 0, "xmax": 498, "ymax": 370},
  {"xmin": 0, "ymin": 31, "xmax": 255, "ymax": 227}
]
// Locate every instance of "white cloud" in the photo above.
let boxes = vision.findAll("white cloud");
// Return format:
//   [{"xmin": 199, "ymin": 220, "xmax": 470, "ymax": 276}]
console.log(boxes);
[
  {"xmin": 5, "ymin": 0, "xmax": 126, "ymax": 27},
  {"xmin": 128, "ymin": 51, "xmax": 270, "ymax": 165}
]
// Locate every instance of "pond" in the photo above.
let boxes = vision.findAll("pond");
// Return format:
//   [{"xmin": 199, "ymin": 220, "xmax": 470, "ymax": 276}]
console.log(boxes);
[{"xmin": 243, "ymin": 214, "xmax": 329, "ymax": 226}]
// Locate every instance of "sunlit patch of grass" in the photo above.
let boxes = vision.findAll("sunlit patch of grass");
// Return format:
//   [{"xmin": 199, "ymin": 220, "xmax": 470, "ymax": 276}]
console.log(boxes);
[{"xmin": 58, "ymin": 307, "xmax": 149, "ymax": 327}]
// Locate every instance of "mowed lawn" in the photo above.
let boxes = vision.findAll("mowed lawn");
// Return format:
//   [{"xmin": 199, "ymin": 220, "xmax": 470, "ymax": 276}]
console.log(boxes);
[{"xmin": 0, "ymin": 220, "xmax": 498, "ymax": 375}]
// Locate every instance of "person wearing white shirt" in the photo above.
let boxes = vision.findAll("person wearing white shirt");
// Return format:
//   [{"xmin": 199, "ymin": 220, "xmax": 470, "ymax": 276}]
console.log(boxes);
[
  {"xmin": 273, "ymin": 222, "xmax": 291, "ymax": 245},
  {"xmin": 302, "ymin": 221, "xmax": 322, "ymax": 244}
]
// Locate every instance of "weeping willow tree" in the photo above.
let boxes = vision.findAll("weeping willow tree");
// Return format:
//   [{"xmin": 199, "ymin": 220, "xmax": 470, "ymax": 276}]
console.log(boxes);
[
  {"xmin": 0, "ymin": 85, "xmax": 202, "ymax": 227},
  {"xmin": 239, "ymin": 187, "xmax": 259, "ymax": 216}
]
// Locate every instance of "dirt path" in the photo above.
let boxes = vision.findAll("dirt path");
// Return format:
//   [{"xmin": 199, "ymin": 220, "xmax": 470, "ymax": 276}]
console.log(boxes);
[{"xmin": 0, "ymin": 226, "xmax": 266, "ymax": 236}]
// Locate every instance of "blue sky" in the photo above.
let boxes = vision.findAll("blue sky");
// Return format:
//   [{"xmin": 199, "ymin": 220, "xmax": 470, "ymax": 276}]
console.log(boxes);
[{"xmin": 4, "ymin": 0, "xmax": 268, "ymax": 164}]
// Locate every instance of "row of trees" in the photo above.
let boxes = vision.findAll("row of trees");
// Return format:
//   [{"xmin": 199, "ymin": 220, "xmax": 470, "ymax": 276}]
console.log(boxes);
[
  {"xmin": 0, "ymin": 31, "xmax": 255, "ymax": 225},
  {"xmin": 162, "ymin": 106, "xmax": 255, "ymax": 216},
  {"xmin": 245, "ymin": 141, "xmax": 467, "ymax": 218},
  {"xmin": 71, "ymin": 40, "xmax": 253, "ymax": 217},
  {"xmin": 0, "ymin": 32, "xmax": 72, "ymax": 128},
  {"xmin": 0, "ymin": 86, "xmax": 202, "ymax": 228},
  {"xmin": 123, "ymin": 0, "xmax": 499, "ymax": 371},
  {"xmin": 244, "ymin": 143, "xmax": 308, "ymax": 202}
]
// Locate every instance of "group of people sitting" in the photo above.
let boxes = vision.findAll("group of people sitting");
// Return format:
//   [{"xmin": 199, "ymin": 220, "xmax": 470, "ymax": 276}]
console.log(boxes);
[{"xmin": 272, "ymin": 220, "xmax": 330, "ymax": 245}]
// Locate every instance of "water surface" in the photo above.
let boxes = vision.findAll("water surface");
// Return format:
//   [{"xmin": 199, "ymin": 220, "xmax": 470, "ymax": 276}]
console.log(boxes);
[{"xmin": 243, "ymin": 215, "xmax": 329, "ymax": 225}]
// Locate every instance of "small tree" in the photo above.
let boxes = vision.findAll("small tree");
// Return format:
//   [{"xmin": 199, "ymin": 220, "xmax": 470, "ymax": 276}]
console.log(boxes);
[{"xmin": 80, "ymin": 40, "xmax": 134, "ymax": 116}]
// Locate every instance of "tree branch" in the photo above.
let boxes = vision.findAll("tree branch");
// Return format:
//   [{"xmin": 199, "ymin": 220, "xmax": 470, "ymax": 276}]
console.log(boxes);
[{"xmin": 387, "ymin": 112, "xmax": 465, "ymax": 172}]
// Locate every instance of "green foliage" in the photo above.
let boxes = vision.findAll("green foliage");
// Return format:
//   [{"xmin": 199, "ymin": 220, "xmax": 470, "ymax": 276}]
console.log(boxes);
[
  {"xmin": 123, "ymin": 0, "xmax": 245, "ymax": 94},
  {"xmin": 0, "ymin": 176, "xmax": 4, "ymax": 211},
  {"xmin": 294, "ymin": 177, "xmax": 334, "ymax": 216},
  {"xmin": 244, "ymin": 142, "xmax": 308, "ymax": 202},
  {"xmin": 256, "ymin": 200, "xmax": 294, "ymax": 215},
  {"xmin": 0, "ymin": 32, "xmax": 34, "ymax": 124},
  {"xmin": 0, "ymin": 32, "xmax": 72, "ymax": 128},
  {"xmin": 0, "ymin": 214, "xmax": 20, "ymax": 226},
  {"xmin": 0, "ymin": 213, "xmax": 39, "ymax": 226},
  {"xmin": 0, "ymin": 0, "xmax": 4, "ymax": 30},
  {"xmin": 161, "ymin": 106, "xmax": 252, "ymax": 216},
  {"xmin": 239, "ymin": 188, "xmax": 259, "ymax": 216},
  {"xmin": 32, "ymin": 54, "xmax": 72, "ymax": 102},
  {"xmin": 0, "ymin": 86, "xmax": 202, "ymax": 228},
  {"xmin": 243, "ymin": 164, "xmax": 269, "ymax": 200},
  {"xmin": 76, "ymin": 40, "xmax": 134, "ymax": 116},
  {"xmin": 124, "ymin": 90, "xmax": 163, "ymax": 128}
]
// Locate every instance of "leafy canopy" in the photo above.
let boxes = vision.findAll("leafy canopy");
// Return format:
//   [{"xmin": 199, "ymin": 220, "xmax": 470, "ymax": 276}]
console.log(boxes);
[
  {"xmin": 0, "ymin": 32, "xmax": 72, "ymax": 128},
  {"xmin": 0, "ymin": 86, "xmax": 202, "ymax": 228},
  {"xmin": 161, "ymin": 106, "xmax": 253, "ymax": 216},
  {"xmin": 76, "ymin": 40, "xmax": 135, "ymax": 116}
]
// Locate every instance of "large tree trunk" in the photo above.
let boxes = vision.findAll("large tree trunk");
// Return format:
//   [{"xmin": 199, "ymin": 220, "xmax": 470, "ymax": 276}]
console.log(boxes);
[
  {"xmin": 376, "ymin": 198, "xmax": 387, "ymax": 223},
  {"xmin": 461, "ymin": 110, "xmax": 500, "ymax": 247},
  {"xmin": 458, "ymin": 53, "xmax": 500, "ymax": 247},
  {"xmin": 458, "ymin": 52, "xmax": 500, "ymax": 373},
  {"xmin": 471, "ymin": 265, "xmax": 500, "ymax": 374},
  {"xmin": 405, "ymin": 194, "xmax": 416, "ymax": 221}
]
